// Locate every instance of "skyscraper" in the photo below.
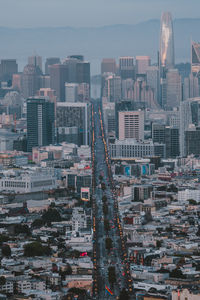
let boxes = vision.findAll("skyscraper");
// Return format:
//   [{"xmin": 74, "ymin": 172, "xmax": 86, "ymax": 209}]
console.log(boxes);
[
  {"xmin": 28, "ymin": 55, "xmax": 43, "ymax": 73},
  {"xmin": 21, "ymin": 64, "xmax": 42, "ymax": 99},
  {"xmin": 119, "ymin": 57, "xmax": 135, "ymax": 80},
  {"xmin": 0, "ymin": 59, "xmax": 18, "ymax": 82},
  {"xmin": 136, "ymin": 56, "xmax": 151, "ymax": 75},
  {"xmin": 65, "ymin": 83, "xmax": 78, "ymax": 102},
  {"xmin": 27, "ymin": 98, "xmax": 55, "ymax": 152},
  {"xmin": 160, "ymin": 12, "xmax": 175, "ymax": 70},
  {"xmin": 49, "ymin": 64, "xmax": 68, "ymax": 101},
  {"xmin": 101, "ymin": 58, "xmax": 117, "ymax": 75},
  {"xmin": 166, "ymin": 69, "xmax": 182, "ymax": 108},
  {"xmin": 118, "ymin": 110, "xmax": 144, "ymax": 141},
  {"xmin": 103, "ymin": 75, "xmax": 122, "ymax": 102},
  {"xmin": 45, "ymin": 57, "xmax": 61, "ymax": 75},
  {"xmin": 56, "ymin": 102, "xmax": 90, "ymax": 146},
  {"xmin": 191, "ymin": 41, "xmax": 200, "ymax": 75}
]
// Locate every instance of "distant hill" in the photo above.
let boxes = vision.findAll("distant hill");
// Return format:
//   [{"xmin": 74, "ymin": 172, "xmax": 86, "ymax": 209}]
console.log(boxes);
[{"xmin": 0, "ymin": 18, "xmax": 200, "ymax": 74}]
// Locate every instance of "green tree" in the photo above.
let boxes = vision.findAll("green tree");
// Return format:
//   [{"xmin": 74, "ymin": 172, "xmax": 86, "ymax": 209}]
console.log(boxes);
[
  {"xmin": 108, "ymin": 266, "xmax": 116, "ymax": 285},
  {"xmin": 187, "ymin": 199, "xmax": 197, "ymax": 205},
  {"xmin": 105, "ymin": 238, "xmax": 113, "ymax": 252},
  {"xmin": 170, "ymin": 268, "xmax": 186, "ymax": 279},
  {"xmin": 0, "ymin": 276, "xmax": 6, "ymax": 286},
  {"xmin": 101, "ymin": 183, "xmax": 106, "ymax": 191},
  {"xmin": 102, "ymin": 195, "xmax": 107, "ymax": 203},
  {"xmin": 104, "ymin": 219, "xmax": 110, "ymax": 232},
  {"xmin": 32, "ymin": 218, "xmax": 45, "ymax": 228},
  {"xmin": 24, "ymin": 242, "xmax": 51, "ymax": 257},
  {"xmin": 119, "ymin": 288, "xmax": 129, "ymax": 300},
  {"xmin": 14, "ymin": 224, "xmax": 31, "ymax": 235},
  {"xmin": 156, "ymin": 240, "xmax": 163, "ymax": 248},
  {"xmin": 103, "ymin": 203, "xmax": 108, "ymax": 215},
  {"xmin": 0, "ymin": 234, "xmax": 9, "ymax": 245},
  {"xmin": 42, "ymin": 208, "xmax": 62, "ymax": 223},
  {"xmin": 2, "ymin": 244, "xmax": 11, "ymax": 257}
]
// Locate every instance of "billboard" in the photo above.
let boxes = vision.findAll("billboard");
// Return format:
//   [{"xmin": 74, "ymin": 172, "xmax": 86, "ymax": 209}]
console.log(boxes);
[{"xmin": 125, "ymin": 166, "xmax": 131, "ymax": 176}]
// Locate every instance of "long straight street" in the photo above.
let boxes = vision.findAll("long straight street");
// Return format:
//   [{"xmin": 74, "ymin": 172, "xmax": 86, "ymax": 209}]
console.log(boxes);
[{"xmin": 92, "ymin": 100, "xmax": 133, "ymax": 299}]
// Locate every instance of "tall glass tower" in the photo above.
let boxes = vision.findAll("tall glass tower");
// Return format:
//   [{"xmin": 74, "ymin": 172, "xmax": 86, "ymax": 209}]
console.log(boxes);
[{"xmin": 160, "ymin": 12, "xmax": 175, "ymax": 70}]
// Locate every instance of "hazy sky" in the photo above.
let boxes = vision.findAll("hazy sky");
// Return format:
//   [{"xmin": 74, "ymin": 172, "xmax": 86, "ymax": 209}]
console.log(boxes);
[{"xmin": 0, "ymin": 0, "xmax": 199, "ymax": 27}]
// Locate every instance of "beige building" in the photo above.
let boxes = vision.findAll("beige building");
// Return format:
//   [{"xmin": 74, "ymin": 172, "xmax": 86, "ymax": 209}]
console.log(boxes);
[{"xmin": 118, "ymin": 110, "xmax": 144, "ymax": 141}]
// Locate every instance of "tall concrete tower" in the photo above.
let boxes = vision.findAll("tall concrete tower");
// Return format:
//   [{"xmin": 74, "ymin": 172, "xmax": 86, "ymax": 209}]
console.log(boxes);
[{"xmin": 160, "ymin": 12, "xmax": 175, "ymax": 70}]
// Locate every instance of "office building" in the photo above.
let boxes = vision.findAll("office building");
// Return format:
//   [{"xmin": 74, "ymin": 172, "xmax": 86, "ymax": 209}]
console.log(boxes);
[
  {"xmin": 50, "ymin": 57, "xmax": 90, "ymax": 102},
  {"xmin": 101, "ymin": 58, "xmax": 117, "ymax": 74},
  {"xmin": 179, "ymin": 97, "xmax": 200, "ymax": 156},
  {"xmin": 191, "ymin": 41, "xmax": 200, "ymax": 75},
  {"xmin": 133, "ymin": 78, "xmax": 155, "ymax": 107},
  {"xmin": 49, "ymin": 64, "xmax": 68, "ymax": 101},
  {"xmin": 37, "ymin": 88, "xmax": 57, "ymax": 103},
  {"xmin": 65, "ymin": 83, "xmax": 78, "ymax": 102},
  {"xmin": 118, "ymin": 110, "xmax": 144, "ymax": 141},
  {"xmin": 115, "ymin": 101, "xmax": 145, "ymax": 138},
  {"xmin": 160, "ymin": 12, "xmax": 175, "ymax": 70},
  {"xmin": 103, "ymin": 102, "xmax": 115, "ymax": 135},
  {"xmin": 76, "ymin": 61, "xmax": 90, "ymax": 85},
  {"xmin": 45, "ymin": 57, "xmax": 60, "ymax": 75},
  {"xmin": 63, "ymin": 57, "xmax": 90, "ymax": 85},
  {"xmin": 165, "ymin": 127, "xmax": 179, "ymax": 158},
  {"xmin": 152, "ymin": 124, "xmax": 165, "ymax": 144},
  {"xmin": 28, "ymin": 55, "xmax": 42, "ymax": 73},
  {"xmin": 21, "ymin": 64, "xmax": 42, "ymax": 99},
  {"xmin": 104, "ymin": 74, "xmax": 122, "ymax": 102},
  {"xmin": 0, "ymin": 59, "xmax": 18, "ymax": 82},
  {"xmin": 122, "ymin": 79, "xmax": 134, "ymax": 100},
  {"xmin": 56, "ymin": 102, "xmax": 90, "ymax": 146},
  {"xmin": 185, "ymin": 127, "xmax": 200, "ymax": 156},
  {"xmin": 27, "ymin": 98, "xmax": 55, "ymax": 152},
  {"xmin": 136, "ymin": 56, "xmax": 151, "ymax": 75},
  {"xmin": 110, "ymin": 139, "xmax": 165, "ymax": 159},
  {"xmin": 166, "ymin": 69, "xmax": 182, "ymax": 108},
  {"xmin": 119, "ymin": 56, "xmax": 135, "ymax": 80},
  {"xmin": 146, "ymin": 66, "xmax": 160, "ymax": 105}
]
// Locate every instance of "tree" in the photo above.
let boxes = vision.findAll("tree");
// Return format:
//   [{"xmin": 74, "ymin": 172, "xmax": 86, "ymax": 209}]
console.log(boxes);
[
  {"xmin": 170, "ymin": 268, "xmax": 186, "ymax": 279},
  {"xmin": 101, "ymin": 183, "xmax": 106, "ymax": 191},
  {"xmin": 0, "ymin": 276, "xmax": 6, "ymax": 286},
  {"xmin": 14, "ymin": 224, "xmax": 31, "ymax": 235},
  {"xmin": 187, "ymin": 199, "xmax": 197, "ymax": 205},
  {"xmin": 156, "ymin": 240, "xmax": 163, "ymax": 248},
  {"xmin": 24, "ymin": 242, "xmax": 51, "ymax": 257},
  {"xmin": 0, "ymin": 234, "xmax": 9, "ymax": 245},
  {"xmin": 103, "ymin": 203, "xmax": 108, "ymax": 215},
  {"xmin": 104, "ymin": 219, "xmax": 110, "ymax": 232},
  {"xmin": 105, "ymin": 238, "xmax": 113, "ymax": 252},
  {"xmin": 108, "ymin": 266, "xmax": 116, "ymax": 286},
  {"xmin": 2, "ymin": 244, "xmax": 11, "ymax": 257},
  {"xmin": 32, "ymin": 218, "xmax": 45, "ymax": 228},
  {"xmin": 119, "ymin": 288, "xmax": 129, "ymax": 300},
  {"xmin": 102, "ymin": 195, "xmax": 107, "ymax": 203},
  {"xmin": 42, "ymin": 208, "xmax": 62, "ymax": 223},
  {"xmin": 196, "ymin": 226, "xmax": 200, "ymax": 237}
]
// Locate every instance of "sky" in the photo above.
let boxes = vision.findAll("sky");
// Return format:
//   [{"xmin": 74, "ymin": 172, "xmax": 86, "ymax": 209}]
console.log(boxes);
[{"xmin": 0, "ymin": 0, "xmax": 199, "ymax": 28}]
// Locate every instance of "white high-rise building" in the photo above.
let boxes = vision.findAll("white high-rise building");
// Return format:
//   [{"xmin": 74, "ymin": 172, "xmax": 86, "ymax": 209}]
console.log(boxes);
[
  {"xmin": 118, "ymin": 110, "xmax": 144, "ymax": 141},
  {"xmin": 65, "ymin": 83, "xmax": 78, "ymax": 102}
]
